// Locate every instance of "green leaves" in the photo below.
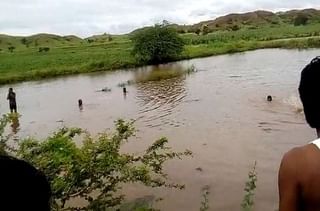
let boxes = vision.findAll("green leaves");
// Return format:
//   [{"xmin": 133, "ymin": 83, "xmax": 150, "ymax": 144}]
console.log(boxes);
[
  {"xmin": 132, "ymin": 24, "xmax": 184, "ymax": 64},
  {"xmin": 0, "ymin": 116, "xmax": 191, "ymax": 210},
  {"xmin": 241, "ymin": 162, "xmax": 258, "ymax": 211}
]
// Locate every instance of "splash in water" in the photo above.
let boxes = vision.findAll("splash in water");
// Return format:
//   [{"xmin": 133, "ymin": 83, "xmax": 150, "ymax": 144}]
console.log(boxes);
[{"xmin": 283, "ymin": 95, "xmax": 303, "ymax": 114}]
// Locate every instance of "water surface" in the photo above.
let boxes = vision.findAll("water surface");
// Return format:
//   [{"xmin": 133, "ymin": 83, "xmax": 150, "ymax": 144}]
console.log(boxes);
[{"xmin": 1, "ymin": 49, "xmax": 319, "ymax": 211}]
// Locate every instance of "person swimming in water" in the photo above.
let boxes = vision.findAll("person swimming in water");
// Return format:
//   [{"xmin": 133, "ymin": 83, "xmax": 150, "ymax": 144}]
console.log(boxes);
[{"xmin": 278, "ymin": 56, "xmax": 320, "ymax": 211}]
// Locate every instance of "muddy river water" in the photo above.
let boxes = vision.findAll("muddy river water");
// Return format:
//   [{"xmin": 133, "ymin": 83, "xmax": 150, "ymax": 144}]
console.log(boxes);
[{"xmin": 1, "ymin": 49, "xmax": 320, "ymax": 210}]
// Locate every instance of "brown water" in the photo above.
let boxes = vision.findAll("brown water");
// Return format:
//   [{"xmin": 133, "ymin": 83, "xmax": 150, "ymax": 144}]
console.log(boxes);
[{"xmin": 1, "ymin": 49, "xmax": 319, "ymax": 211}]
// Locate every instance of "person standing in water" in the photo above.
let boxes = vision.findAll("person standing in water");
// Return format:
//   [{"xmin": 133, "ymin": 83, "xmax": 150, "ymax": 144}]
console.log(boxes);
[
  {"xmin": 278, "ymin": 56, "xmax": 320, "ymax": 211},
  {"xmin": 7, "ymin": 88, "xmax": 17, "ymax": 113}
]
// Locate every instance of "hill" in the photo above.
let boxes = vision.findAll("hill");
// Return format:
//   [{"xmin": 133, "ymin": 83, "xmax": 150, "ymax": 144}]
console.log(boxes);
[
  {"xmin": 171, "ymin": 8, "xmax": 320, "ymax": 33},
  {"xmin": 1, "ymin": 8, "xmax": 319, "ymax": 52},
  {"xmin": 0, "ymin": 33, "xmax": 84, "ymax": 51},
  {"xmin": 0, "ymin": 7, "xmax": 320, "ymax": 84}
]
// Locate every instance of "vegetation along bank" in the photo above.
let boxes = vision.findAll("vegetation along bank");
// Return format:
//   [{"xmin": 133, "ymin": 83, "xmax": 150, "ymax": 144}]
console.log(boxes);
[{"xmin": 1, "ymin": 9, "xmax": 320, "ymax": 84}]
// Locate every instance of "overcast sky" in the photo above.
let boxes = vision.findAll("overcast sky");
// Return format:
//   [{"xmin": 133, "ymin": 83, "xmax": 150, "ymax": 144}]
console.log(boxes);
[{"xmin": 0, "ymin": 0, "xmax": 319, "ymax": 37}]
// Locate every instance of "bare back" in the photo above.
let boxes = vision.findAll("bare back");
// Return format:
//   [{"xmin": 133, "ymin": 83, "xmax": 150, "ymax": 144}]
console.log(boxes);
[{"xmin": 279, "ymin": 140, "xmax": 320, "ymax": 211}]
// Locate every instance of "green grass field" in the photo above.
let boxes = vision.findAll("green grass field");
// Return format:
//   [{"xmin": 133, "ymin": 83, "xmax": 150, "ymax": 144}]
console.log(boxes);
[{"xmin": 1, "ymin": 23, "xmax": 320, "ymax": 84}]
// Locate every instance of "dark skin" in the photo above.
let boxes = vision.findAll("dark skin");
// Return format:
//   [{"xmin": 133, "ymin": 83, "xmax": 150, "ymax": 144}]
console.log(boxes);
[{"xmin": 279, "ymin": 128, "xmax": 320, "ymax": 211}]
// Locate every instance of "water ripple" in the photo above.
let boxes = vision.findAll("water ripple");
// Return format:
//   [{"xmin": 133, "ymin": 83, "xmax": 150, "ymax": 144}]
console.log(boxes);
[{"xmin": 135, "ymin": 77, "xmax": 187, "ymax": 128}]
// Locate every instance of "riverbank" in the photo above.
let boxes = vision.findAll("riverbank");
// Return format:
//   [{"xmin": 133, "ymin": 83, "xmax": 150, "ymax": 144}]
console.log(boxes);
[{"xmin": 1, "ymin": 24, "xmax": 320, "ymax": 85}]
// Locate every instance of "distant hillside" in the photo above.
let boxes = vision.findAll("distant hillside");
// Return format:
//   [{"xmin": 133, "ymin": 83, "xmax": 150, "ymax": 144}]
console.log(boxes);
[
  {"xmin": 85, "ymin": 33, "xmax": 113, "ymax": 43},
  {"xmin": 0, "ymin": 33, "xmax": 84, "ymax": 51},
  {"xmin": 1, "ymin": 8, "xmax": 320, "ymax": 52},
  {"xmin": 171, "ymin": 8, "xmax": 320, "ymax": 33}
]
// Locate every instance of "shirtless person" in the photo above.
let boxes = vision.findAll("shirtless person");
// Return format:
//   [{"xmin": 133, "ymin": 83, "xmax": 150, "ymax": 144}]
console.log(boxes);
[{"xmin": 278, "ymin": 56, "xmax": 320, "ymax": 211}]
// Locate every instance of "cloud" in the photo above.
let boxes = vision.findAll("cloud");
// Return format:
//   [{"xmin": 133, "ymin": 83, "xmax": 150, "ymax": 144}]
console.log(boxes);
[{"xmin": 0, "ymin": 0, "xmax": 319, "ymax": 37}]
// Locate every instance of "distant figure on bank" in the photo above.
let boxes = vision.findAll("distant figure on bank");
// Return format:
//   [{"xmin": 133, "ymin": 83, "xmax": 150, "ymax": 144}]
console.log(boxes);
[
  {"xmin": 0, "ymin": 155, "xmax": 51, "ymax": 210},
  {"xmin": 123, "ymin": 87, "xmax": 127, "ymax": 94},
  {"xmin": 7, "ymin": 88, "xmax": 17, "ymax": 113},
  {"xmin": 267, "ymin": 95, "xmax": 273, "ymax": 102},
  {"xmin": 278, "ymin": 56, "xmax": 320, "ymax": 211}
]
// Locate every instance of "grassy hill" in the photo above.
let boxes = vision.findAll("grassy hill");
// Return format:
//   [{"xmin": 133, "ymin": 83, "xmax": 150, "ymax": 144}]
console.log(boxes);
[
  {"xmin": 0, "ymin": 33, "xmax": 85, "ymax": 51},
  {"xmin": 1, "ymin": 8, "xmax": 319, "ymax": 52},
  {"xmin": 0, "ymin": 8, "xmax": 320, "ymax": 84},
  {"xmin": 173, "ymin": 8, "xmax": 320, "ymax": 33}
]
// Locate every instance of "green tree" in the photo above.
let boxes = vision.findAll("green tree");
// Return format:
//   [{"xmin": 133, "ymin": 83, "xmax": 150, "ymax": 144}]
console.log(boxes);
[
  {"xmin": 294, "ymin": 14, "xmax": 309, "ymax": 26},
  {"xmin": 132, "ymin": 23, "xmax": 184, "ymax": 64},
  {"xmin": 202, "ymin": 25, "xmax": 210, "ymax": 35},
  {"xmin": 195, "ymin": 28, "xmax": 201, "ymax": 35},
  {"xmin": 21, "ymin": 38, "xmax": 28, "ymax": 45},
  {"xmin": 8, "ymin": 46, "xmax": 15, "ymax": 53},
  {"xmin": 0, "ymin": 115, "xmax": 191, "ymax": 210}
]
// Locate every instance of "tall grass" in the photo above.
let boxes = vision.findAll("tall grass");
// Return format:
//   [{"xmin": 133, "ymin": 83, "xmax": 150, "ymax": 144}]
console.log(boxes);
[{"xmin": 241, "ymin": 162, "xmax": 258, "ymax": 211}]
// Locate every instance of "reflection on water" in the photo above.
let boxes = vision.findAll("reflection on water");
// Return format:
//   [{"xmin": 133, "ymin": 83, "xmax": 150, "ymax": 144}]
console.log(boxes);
[
  {"xmin": 10, "ymin": 116, "xmax": 20, "ymax": 134},
  {"xmin": 134, "ymin": 66, "xmax": 187, "ymax": 128},
  {"xmin": 133, "ymin": 64, "xmax": 190, "ymax": 83},
  {"xmin": 7, "ymin": 114, "xmax": 20, "ymax": 135}
]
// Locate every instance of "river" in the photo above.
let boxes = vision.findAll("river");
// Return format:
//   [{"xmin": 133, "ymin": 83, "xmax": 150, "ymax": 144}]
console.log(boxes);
[{"xmin": 1, "ymin": 48, "xmax": 319, "ymax": 211}]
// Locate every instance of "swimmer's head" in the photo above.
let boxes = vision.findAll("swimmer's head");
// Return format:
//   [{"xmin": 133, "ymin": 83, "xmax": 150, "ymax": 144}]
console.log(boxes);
[
  {"xmin": 267, "ymin": 95, "xmax": 272, "ymax": 102},
  {"xmin": 78, "ymin": 99, "xmax": 83, "ymax": 106}
]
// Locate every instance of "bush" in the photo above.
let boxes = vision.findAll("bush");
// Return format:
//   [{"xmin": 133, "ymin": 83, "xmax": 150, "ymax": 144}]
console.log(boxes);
[
  {"xmin": 131, "ymin": 23, "xmax": 184, "ymax": 64},
  {"xmin": 0, "ymin": 115, "xmax": 191, "ymax": 210},
  {"xmin": 241, "ymin": 162, "xmax": 257, "ymax": 211},
  {"xmin": 202, "ymin": 25, "xmax": 210, "ymax": 35},
  {"xmin": 294, "ymin": 14, "xmax": 309, "ymax": 26},
  {"xmin": 8, "ymin": 46, "xmax": 15, "ymax": 53},
  {"xmin": 39, "ymin": 47, "xmax": 50, "ymax": 53},
  {"xmin": 21, "ymin": 38, "xmax": 28, "ymax": 45}
]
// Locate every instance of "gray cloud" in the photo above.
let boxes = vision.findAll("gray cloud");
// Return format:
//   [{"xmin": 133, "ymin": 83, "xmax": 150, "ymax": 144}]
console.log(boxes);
[{"xmin": 0, "ymin": 0, "xmax": 319, "ymax": 37}]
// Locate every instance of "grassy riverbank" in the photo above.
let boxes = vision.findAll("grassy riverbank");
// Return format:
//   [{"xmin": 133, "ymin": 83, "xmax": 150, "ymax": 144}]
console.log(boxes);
[{"xmin": 1, "ymin": 23, "xmax": 320, "ymax": 85}]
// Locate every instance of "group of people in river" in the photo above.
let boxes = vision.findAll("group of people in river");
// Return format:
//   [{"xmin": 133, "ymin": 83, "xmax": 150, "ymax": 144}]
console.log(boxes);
[
  {"xmin": 1, "ymin": 57, "xmax": 320, "ymax": 210},
  {"xmin": 4, "ymin": 86, "xmax": 129, "ymax": 114}
]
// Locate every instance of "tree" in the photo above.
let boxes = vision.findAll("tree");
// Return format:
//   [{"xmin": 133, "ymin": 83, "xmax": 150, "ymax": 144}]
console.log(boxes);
[
  {"xmin": 132, "ymin": 23, "xmax": 184, "ymax": 64},
  {"xmin": 21, "ymin": 38, "xmax": 28, "ymax": 45},
  {"xmin": 230, "ymin": 24, "xmax": 240, "ymax": 31},
  {"xmin": 0, "ymin": 115, "xmax": 191, "ymax": 210},
  {"xmin": 202, "ymin": 25, "xmax": 210, "ymax": 35},
  {"xmin": 87, "ymin": 39, "xmax": 94, "ymax": 44},
  {"xmin": 8, "ymin": 46, "xmax": 15, "ymax": 53},
  {"xmin": 195, "ymin": 28, "xmax": 201, "ymax": 35},
  {"xmin": 39, "ymin": 47, "xmax": 50, "ymax": 53},
  {"xmin": 294, "ymin": 14, "xmax": 309, "ymax": 26}
]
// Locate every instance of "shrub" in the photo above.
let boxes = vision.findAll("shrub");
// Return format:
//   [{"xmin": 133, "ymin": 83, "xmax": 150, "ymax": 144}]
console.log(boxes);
[
  {"xmin": 131, "ymin": 22, "xmax": 184, "ymax": 64},
  {"xmin": 39, "ymin": 47, "xmax": 50, "ymax": 53},
  {"xmin": 8, "ymin": 46, "xmax": 15, "ymax": 53},
  {"xmin": 294, "ymin": 14, "xmax": 309, "ymax": 26},
  {"xmin": 0, "ymin": 115, "xmax": 191, "ymax": 210}
]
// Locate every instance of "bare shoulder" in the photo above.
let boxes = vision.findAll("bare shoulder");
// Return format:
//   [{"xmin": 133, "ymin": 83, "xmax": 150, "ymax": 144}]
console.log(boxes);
[
  {"xmin": 280, "ymin": 144, "xmax": 315, "ymax": 170},
  {"xmin": 282, "ymin": 146, "xmax": 306, "ymax": 162}
]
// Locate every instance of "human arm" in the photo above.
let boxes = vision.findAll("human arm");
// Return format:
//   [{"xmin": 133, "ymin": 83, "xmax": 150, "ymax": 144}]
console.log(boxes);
[{"xmin": 278, "ymin": 150, "xmax": 300, "ymax": 211}]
